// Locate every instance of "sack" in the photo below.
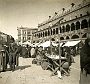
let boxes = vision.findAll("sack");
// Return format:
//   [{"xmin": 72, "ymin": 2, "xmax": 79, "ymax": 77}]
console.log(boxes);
[
  {"xmin": 41, "ymin": 62, "xmax": 49, "ymax": 70},
  {"xmin": 62, "ymin": 62, "xmax": 69, "ymax": 68},
  {"xmin": 32, "ymin": 59, "xmax": 37, "ymax": 64}
]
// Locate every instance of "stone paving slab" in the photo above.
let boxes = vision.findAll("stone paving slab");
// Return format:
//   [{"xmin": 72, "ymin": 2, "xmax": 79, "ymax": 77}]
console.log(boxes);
[{"xmin": 0, "ymin": 56, "xmax": 80, "ymax": 84}]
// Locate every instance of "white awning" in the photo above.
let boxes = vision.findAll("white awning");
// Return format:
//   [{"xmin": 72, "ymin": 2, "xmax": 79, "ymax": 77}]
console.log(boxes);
[
  {"xmin": 38, "ymin": 40, "xmax": 58, "ymax": 47},
  {"xmin": 22, "ymin": 41, "xmax": 32, "ymax": 46},
  {"xmin": 63, "ymin": 40, "xmax": 80, "ymax": 47}
]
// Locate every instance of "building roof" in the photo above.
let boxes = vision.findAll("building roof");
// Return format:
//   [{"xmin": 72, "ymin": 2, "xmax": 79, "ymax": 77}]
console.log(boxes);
[{"xmin": 17, "ymin": 26, "xmax": 38, "ymax": 30}]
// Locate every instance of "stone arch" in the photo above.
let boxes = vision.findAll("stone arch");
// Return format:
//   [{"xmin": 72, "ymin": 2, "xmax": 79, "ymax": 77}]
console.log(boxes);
[
  {"xmin": 66, "ymin": 36, "xmax": 69, "ymax": 39},
  {"xmin": 71, "ymin": 23, "xmax": 75, "ymax": 31},
  {"xmin": 71, "ymin": 35, "xmax": 79, "ymax": 39},
  {"xmin": 76, "ymin": 21, "xmax": 80, "ymax": 30},
  {"xmin": 66, "ymin": 24, "xmax": 70, "ymax": 32},
  {"xmin": 81, "ymin": 19, "xmax": 88, "ymax": 29},
  {"xmin": 60, "ymin": 37, "xmax": 64, "ymax": 40}
]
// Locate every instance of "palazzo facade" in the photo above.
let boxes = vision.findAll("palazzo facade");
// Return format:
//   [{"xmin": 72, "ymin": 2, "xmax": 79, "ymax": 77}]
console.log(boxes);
[
  {"xmin": 17, "ymin": 26, "xmax": 38, "ymax": 44},
  {"xmin": 32, "ymin": 0, "xmax": 90, "ymax": 43}
]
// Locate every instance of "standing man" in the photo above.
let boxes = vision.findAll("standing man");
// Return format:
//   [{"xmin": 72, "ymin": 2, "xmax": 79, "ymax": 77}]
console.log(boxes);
[
  {"xmin": 0, "ymin": 42, "xmax": 4, "ymax": 72},
  {"xmin": 80, "ymin": 29, "xmax": 90, "ymax": 84},
  {"xmin": 9, "ymin": 42, "xmax": 18, "ymax": 71}
]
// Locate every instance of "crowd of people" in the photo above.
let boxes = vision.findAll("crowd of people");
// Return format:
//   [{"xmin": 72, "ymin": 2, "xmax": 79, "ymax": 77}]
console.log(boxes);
[
  {"xmin": 0, "ymin": 40, "xmax": 81, "ymax": 73},
  {"xmin": 0, "ymin": 30, "xmax": 90, "ymax": 83}
]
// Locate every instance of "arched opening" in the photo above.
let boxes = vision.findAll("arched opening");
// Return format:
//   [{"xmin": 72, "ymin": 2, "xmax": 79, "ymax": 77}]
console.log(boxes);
[
  {"xmin": 61, "ymin": 26, "xmax": 63, "ymax": 33},
  {"xmin": 41, "ymin": 33, "xmax": 42, "ymax": 37},
  {"xmin": 62, "ymin": 26, "xmax": 65, "ymax": 33},
  {"xmin": 45, "ymin": 31, "xmax": 47, "ymax": 36},
  {"xmin": 82, "ymin": 33, "xmax": 87, "ymax": 38},
  {"xmin": 60, "ymin": 37, "xmax": 64, "ymax": 40},
  {"xmin": 56, "ymin": 28, "xmax": 58, "ymax": 34},
  {"xmin": 66, "ymin": 24, "xmax": 70, "ymax": 32},
  {"xmin": 37, "ymin": 34, "xmax": 38, "ymax": 37},
  {"xmin": 71, "ymin": 35, "xmax": 79, "ymax": 39},
  {"xmin": 39, "ymin": 33, "xmax": 40, "ymax": 38},
  {"xmin": 71, "ymin": 23, "xmax": 75, "ymax": 31},
  {"xmin": 60, "ymin": 27, "xmax": 62, "ymax": 33},
  {"xmin": 81, "ymin": 19, "xmax": 88, "ymax": 29},
  {"xmin": 66, "ymin": 36, "xmax": 69, "ymax": 39},
  {"xmin": 51, "ymin": 29, "xmax": 52, "ymax": 35},
  {"xmin": 76, "ymin": 21, "xmax": 80, "ymax": 30},
  {"xmin": 43, "ymin": 32, "xmax": 44, "ymax": 37},
  {"xmin": 48, "ymin": 30, "xmax": 50, "ymax": 36},
  {"xmin": 53, "ymin": 29, "xmax": 55, "ymax": 35}
]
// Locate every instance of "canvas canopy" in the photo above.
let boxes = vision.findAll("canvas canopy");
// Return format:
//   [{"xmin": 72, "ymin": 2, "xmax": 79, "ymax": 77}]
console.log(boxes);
[
  {"xmin": 63, "ymin": 40, "xmax": 80, "ymax": 47},
  {"xmin": 22, "ymin": 41, "xmax": 32, "ymax": 46},
  {"xmin": 38, "ymin": 40, "xmax": 58, "ymax": 47}
]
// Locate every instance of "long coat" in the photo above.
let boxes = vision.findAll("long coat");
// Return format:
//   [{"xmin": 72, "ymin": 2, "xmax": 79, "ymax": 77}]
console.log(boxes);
[
  {"xmin": 80, "ymin": 39, "xmax": 90, "ymax": 71},
  {"xmin": 80, "ymin": 39, "xmax": 90, "ymax": 84}
]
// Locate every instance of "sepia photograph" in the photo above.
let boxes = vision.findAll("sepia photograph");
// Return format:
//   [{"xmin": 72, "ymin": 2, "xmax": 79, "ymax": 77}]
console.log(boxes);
[{"xmin": 0, "ymin": 0, "xmax": 90, "ymax": 84}]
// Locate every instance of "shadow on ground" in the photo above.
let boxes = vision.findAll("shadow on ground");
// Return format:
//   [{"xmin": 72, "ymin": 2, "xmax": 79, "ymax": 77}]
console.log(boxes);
[{"xmin": 15, "ymin": 65, "xmax": 31, "ymax": 71}]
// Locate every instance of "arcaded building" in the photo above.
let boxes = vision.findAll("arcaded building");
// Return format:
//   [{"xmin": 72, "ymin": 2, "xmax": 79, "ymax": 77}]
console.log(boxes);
[
  {"xmin": 32, "ymin": 0, "xmax": 90, "ymax": 44},
  {"xmin": 17, "ymin": 26, "xmax": 38, "ymax": 44}
]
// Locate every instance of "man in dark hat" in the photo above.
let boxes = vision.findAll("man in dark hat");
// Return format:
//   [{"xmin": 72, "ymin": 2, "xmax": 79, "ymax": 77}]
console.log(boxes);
[{"xmin": 80, "ymin": 29, "xmax": 90, "ymax": 84}]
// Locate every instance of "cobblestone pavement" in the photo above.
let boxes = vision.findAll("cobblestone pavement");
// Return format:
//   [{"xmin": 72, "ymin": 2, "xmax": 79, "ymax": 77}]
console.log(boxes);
[{"xmin": 0, "ymin": 55, "xmax": 80, "ymax": 84}]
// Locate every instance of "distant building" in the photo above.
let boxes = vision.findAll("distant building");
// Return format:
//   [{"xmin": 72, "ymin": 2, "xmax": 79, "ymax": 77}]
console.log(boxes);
[
  {"xmin": 33, "ymin": 0, "xmax": 90, "ymax": 43},
  {"xmin": 17, "ymin": 26, "xmax": 38, "ymax": 44},
  {"xmin": 0, "ymin": 31, "xmax": 14, "ymax": 45},
  {"xmin": 0, "ymin": 31, "xmax": 7, "ymax": 42}
]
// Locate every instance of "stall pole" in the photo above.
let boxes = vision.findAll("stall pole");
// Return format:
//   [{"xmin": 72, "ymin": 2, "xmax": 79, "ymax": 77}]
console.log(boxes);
[
  {"xmin": 49, "ymin": 23, "xmax": 52, "ymax": 56},
  {"xmin": 58, "ymin": 18, "xmax": 64, "ymax": 78}
]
